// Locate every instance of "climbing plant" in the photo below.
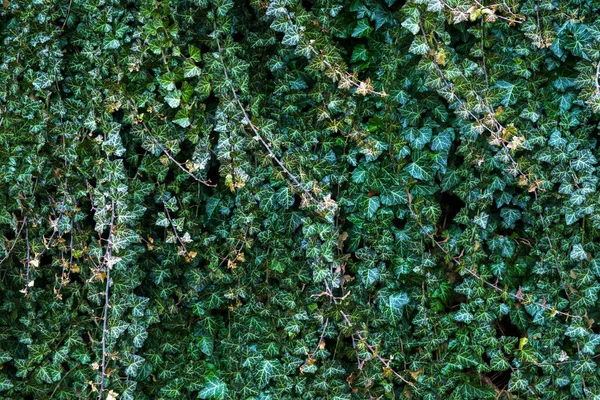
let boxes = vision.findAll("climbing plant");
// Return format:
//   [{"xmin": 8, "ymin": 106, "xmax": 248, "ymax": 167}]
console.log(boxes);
[{"xmin": 2, "ymin": 0, "xmax": 600, "ymax": 399}]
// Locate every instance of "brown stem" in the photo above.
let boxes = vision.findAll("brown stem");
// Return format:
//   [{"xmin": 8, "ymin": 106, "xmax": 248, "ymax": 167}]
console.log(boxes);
[
  {"xmin": 140, "ymin": 122, "xmax": 216, "ymax": 187},
  {"xmin": 98, "ymin": 200, "xmax": 116, "ymax": 400},
  {"xmin": 23, "ymin": 218, "xmax": 31, "ymax": 295},
  {"xmin": 213, "ymin": 32, "xmax": 321, "ymax": 208},
  {"xmin": 163, "ymin": 205, "xmax": 191, "ymax": 259}
]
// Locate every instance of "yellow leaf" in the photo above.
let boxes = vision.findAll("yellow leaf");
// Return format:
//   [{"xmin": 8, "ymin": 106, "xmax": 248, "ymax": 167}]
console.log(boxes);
[
  {"xmin": 518, "ymin": 175, "xmax": 529, "ymax": 186},
  {"xmin": 569, "ymin": 270, "xmax": 577, "ymax": 279},
  {"xmin": 107, "ymin": 390, "xmax": 119, "ymax": 400},
  {"xmin": 435, "ymin": 48, "xmax": 447, "ymax": 66},
  {"xmin": 409, "ymin": 367, "xmax": 424, "ymax": 381},
  {"xmin": 518, "ymin": 337, "xmax": 528, "ymax": 350},
  {"xmin": 337, "ymin": 231, "xmax": 348, "ymax": 250},
  {"xmin": 159, "ymin": 154, "xmax": 170, "ymax": 166},
  {"xmin": 382, "ymin": 366, "xmax": 393, "ymax": 378}
]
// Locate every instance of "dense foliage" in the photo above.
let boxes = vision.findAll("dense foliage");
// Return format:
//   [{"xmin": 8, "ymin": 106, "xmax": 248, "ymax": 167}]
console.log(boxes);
[{"xmin": 3, "ymin": 0, "xmax": 600, "ymax": 398}]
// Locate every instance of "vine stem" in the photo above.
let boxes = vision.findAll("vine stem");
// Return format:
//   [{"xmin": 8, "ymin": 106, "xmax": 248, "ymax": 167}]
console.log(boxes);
[
  {"xmin": 24, "ymin": 218, "xmax": 31, "ymax": 295},
  {"xmin": 0, "ymin": 217, "xmax": 26, "ymax": 283},
  {"xmin": 61, "ymin": 0, "xmax": 72, "ymax": 30},
  {"xmin": 139, "ymin": 121, "xmax": 216, "ymax": 187},
  {"xmin": 422, "ymin": 27, "xmax": 529, "ymax": 184},
  {"xmin": 212, "ymin": 31, "xmax": 321, "ymax": 208},
  {"xmin": 163, "ymin": 205, "xmax": 191, "ymax": 259},
  {"xmin": 407, "ymin": 189, "xmax": 583, "ymax": 320},
  {"xmin": 439, "ymin": 0, "xmax": 525, "ymax": 24},
  {"xmin": 98, "ymin": 200, "xmax": 115, "ymax": 400},
  {"xmin": 463, "ymin": 268, "xmax": 582, "ymax": 319},
  {"xmin": 307, "ymin": 45, "xmax": 387, "ymax": 97}
]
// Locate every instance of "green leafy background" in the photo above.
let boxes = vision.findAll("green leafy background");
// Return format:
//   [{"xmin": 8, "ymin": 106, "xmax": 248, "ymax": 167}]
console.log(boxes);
[{"xmin": 2, "ymin": 0, "xmax": 600, "ymax": 399}]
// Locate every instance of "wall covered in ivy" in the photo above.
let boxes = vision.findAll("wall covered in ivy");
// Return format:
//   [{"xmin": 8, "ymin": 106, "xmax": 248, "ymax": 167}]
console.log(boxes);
[{"xmin": 2, "ymin": 0, "xmax": 600, "ymax": 399}]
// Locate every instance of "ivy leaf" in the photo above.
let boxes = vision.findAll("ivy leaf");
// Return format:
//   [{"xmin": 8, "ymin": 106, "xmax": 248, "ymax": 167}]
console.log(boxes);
[
  {"xmin": 508, "ymin": 370, "xmax": 529, "ymax": 392},
  {"xmin": 380, "ymin": 186, "xmax": 408, "ymax": 206},
  {"xmin": 572, "ymin": 150, "xmax": 596, "ymax": 172},
  {"xmin": 500, "ymin": 208, "xmax": 521, "ymax": 228},
  {"xmin": 453, "ymin": 308, "xmax": 474, "ymax": 324},
  {"xmin": 401, "ymin": 15, "xmax": 420, "ymax": 35},
  {"xmin": 256, "ymin": 359, "xmax": 277, "ymax": 389},
  {"xmin": 276, "ymin": 186, "xmax": 294, "ymax": 208},
  {"xmin": 165, "ymin": 90, "xmax": 182, "ymax": 108},
  {"xmin": 367, "ymin": 196, "xmax": 380, "ymax": 218},
  {"xmin": 173, "ymin": 109, "xmax": 191, "ymax": 128},
  {"xmin": 0, "ymin": 352, "xmax": 12, "ymax": 364},
  {"xmin": 352, "ymin": 19, "xmax": 372, "ymax": 38},
  {"xmin": 358, "ymin": 264, "xmax": 380, "ymax": 287},
  {"xmin": 570, "ymin": 244, "xmax": 587, "ymax": 261},
  {"xmin": 129, "ymin": 324, "xmax": 149, "ymax": 348},
  {"xmin": 496, "ymin": 81, "xmax": 518, "ymax": 106},
  {"xmin": 33, "ymin": 72, "xmax": 52, "ymax": 91},
  {"xmin": 473, "ymin": 213, "xmax": 489, "ymax": 229},
  {"xmin": 0, "ymin": 376, "xmax": 14, "ymax": 392},
  {"xmin": 125, "ymin": 353, "xmax": 145, "ymax": 377},
  {"xmin": 381, "ymin": 291, "xmax": 410, "ymax": 322},
  {"xmin": 281, "ymin": 25, "xmax": 300, "ymax": 46},
  {"xmin": 189, "ymin": 45, "xmax": 202, "ymax": 62},
  {"xmin": 198, "ymin": 375, "xmax": 227, "ymax": 399},
  {"xmin": 351, "ymin": 45, "xmax": 369, "ymax": 62},
  {"xmin": 405, "ymin": 162, "xmax": 432, "ymax": 181},
  {"xmin": 183, "ymin": 59, "xmax": 202, "ymax": 78},
  {"xmin": 36, "ymin": 365, "xmax": 61, "ymax": 384},
  {"xmin": 409, "ymin": 36, "xmax": 430, "ymax": 55},
  {"xmin": 431, "ymin": 130, "xmax": 453, "ymax": 151},
  {"xmin": 581, "ymin": 334, "xmax": 600, "ymax": 355}
]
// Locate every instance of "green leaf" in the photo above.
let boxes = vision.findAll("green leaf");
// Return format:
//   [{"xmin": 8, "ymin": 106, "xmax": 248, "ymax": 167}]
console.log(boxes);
[
  {"xmin": 129, "ymin": 324, "xmax": 149, "ymax": 348},
  {"xmin": 33, "ymin": 72, "xmax": 52, "ymax": 91},
  {"xmin": 0, "ymin": 376, "xmax": 13, "ymax": 392},
  {"xmin": 473, "ymin": 212, "xmax": 489, "ymax": 229},
  {"xmin": 359, "ymin": 264, "xmax": 380, "ymax": 287},
  {"xmin": 367, "ymin": 196, "xmax": 380, "ymax": 218},
  {"xmin": 0, "ymin": 352, "xmax": 12, "ymax": 364},
  {"xmin": 401, "ymin": 16, "xmax": 420, "ymax": 35},
  {"xmin": 183, "ymin": 59, "xmax": 202, "ymax": 78},
  {"xmin": 405, "ymin": 162, "xmax": 432, "ymax": 181},
  {"xmin": 199, "ymin": 375, "xmax": 227, "ymax": 399},
  {"xmin": 125, "ymin": 353, "xmax": 145, "ymax": 377},
  {"xmin": 173, "ymin": 109, "xmax": 191, "ymax": 128},
  {"xmin": 352, "ymin": 19, "xmax": 372, "ymax": 38},
  {"xmin": 500, "ymin": 208, "xmax": 521, "ymax": 228},
  {"xmin": 453, "ymin": 308, "xmax": 474, "ymax": 324},
  {"xmin": 281, "ymin": 25, "xmax": 300, "ymax": 46},
  {"xmin": 256, "ymin": 359, "xmax": 276, "ymax": 389},
  {"xmin": 570, "ymin": 244, "xmax": 587, "ymax": 261},
  {"xmin": 351, "ymin": 45, "xmax": 369, "ymax": 62},
  {"xmin": 496, "ymin": 81, "xmax": 518, "ymax": 106},
  {"xmin": 431, "ymin": 130, "xmax": 453, "ymax": 151},
  {"xmin": 165, "ymin": 90, "xmax": 182, "ymax": 108},
  {"xmin": 36, "ymin": 365, "xmax": 61, "ymax": 384},
  {"xmin": 189, "ymin": 45, "xmax": 202, "ymax": 62},
  {"xmin": 581, "ymin": 334, "xmax": 600, "ymax": 355},
  {"xmin": 276, "ymin": 186, "xmax": 294, "ymax": 208},
  {"xmin": 409, "ymin": 36, "xmax": 430, "ymax": 55}
]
